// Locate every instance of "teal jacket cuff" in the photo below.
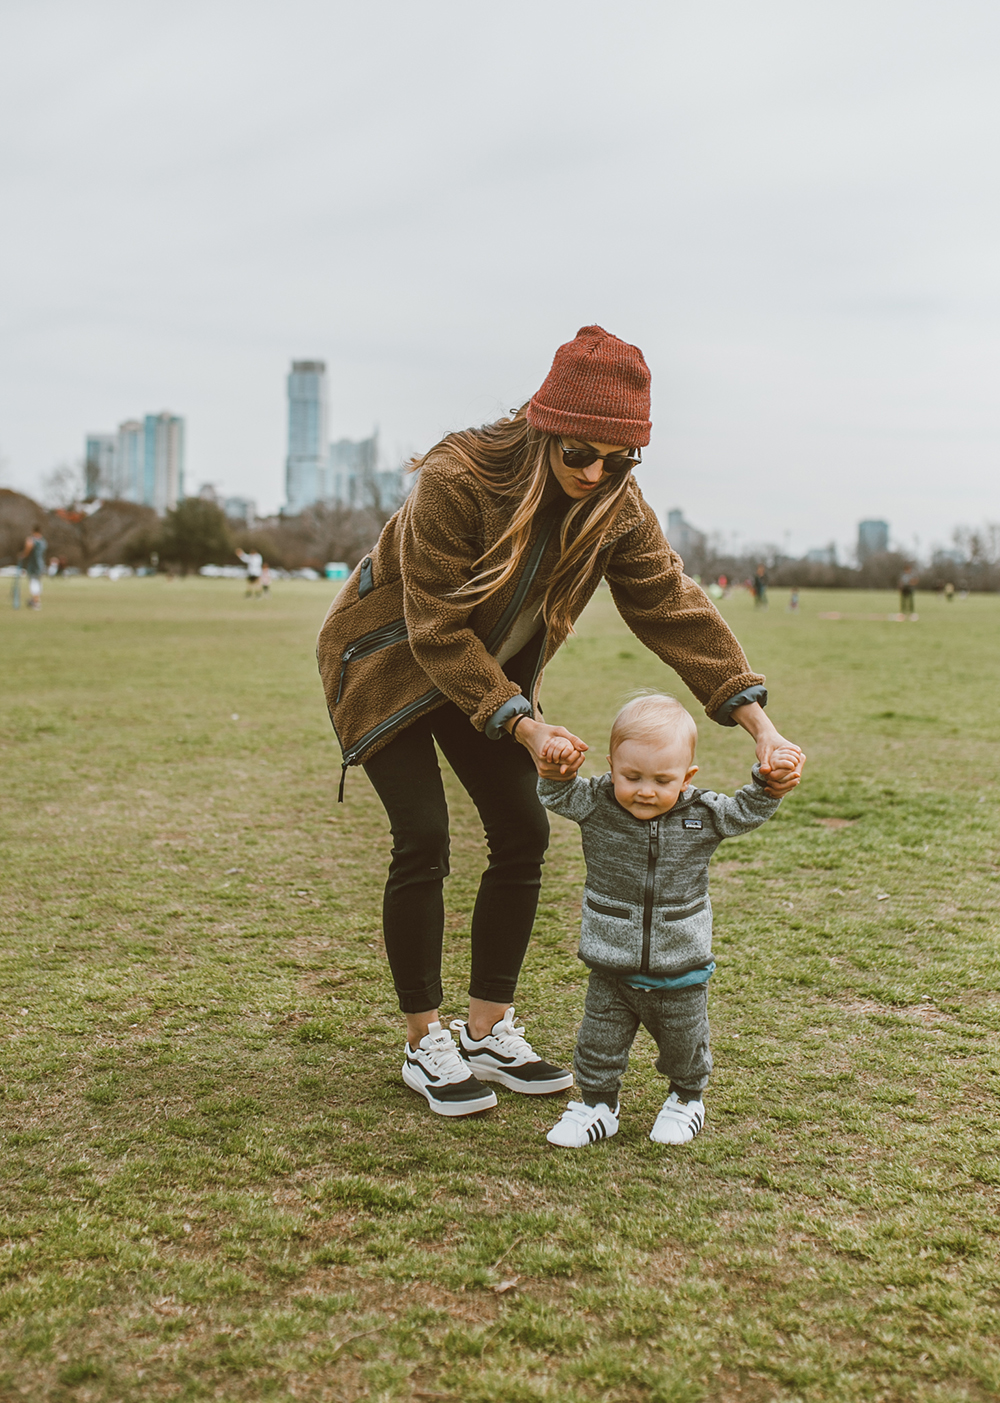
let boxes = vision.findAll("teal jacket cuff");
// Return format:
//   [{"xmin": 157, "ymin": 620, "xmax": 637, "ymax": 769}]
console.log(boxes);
[
  {"xmin": 715, "ymin": 685, "xmax": 768, "ymax": 727},
  {"xmin": 485, "ymin": 694, "xmax": 533, "ymax": 740}
]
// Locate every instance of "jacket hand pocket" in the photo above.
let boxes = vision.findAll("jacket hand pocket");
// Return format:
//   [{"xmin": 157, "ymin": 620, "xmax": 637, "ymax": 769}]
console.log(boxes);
[
  {"xmin": 647, "ymin": 898, "xmax": 713, "ymax": 976},
  {"xmin": 580, "ymin": 890, "xmax": 642, "ymax": 972}
]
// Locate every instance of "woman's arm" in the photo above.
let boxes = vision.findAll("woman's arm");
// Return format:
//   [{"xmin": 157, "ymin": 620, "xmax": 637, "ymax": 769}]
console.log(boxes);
[
  {"xmin": 603, "ymin": 493, "xmax": 805, "ymax": 782},
  {"xmin": 729, "ymin": 702, "xmax": 805, "ymax": 796},
  {"xmin": 603, "ymin": 499, "xmax": 767, "ymax": 719}
]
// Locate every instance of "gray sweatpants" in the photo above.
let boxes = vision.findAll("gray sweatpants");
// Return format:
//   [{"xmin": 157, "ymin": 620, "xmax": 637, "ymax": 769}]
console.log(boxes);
[{"xmin": 574, "ymin": 969, "xmax": 712, "ymax": 1108}]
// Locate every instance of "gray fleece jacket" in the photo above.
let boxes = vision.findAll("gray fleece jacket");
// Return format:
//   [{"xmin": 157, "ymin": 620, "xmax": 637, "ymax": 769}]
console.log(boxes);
[{"xmin": 537, "ymin": 767, "xmax": 781, "ymax": 979}]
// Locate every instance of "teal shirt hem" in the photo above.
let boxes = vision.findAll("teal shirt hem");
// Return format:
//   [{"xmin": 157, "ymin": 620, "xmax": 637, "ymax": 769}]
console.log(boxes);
[{"xmin": 621, "ymin": 961, "xmax": 715, "ymax": 992}]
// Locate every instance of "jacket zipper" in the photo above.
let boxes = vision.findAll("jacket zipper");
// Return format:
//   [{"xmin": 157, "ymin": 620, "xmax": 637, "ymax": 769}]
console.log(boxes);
[
  {"xmin": 481, "ymin": 505, "xmax": 560, "ymax": 654},
  {"xmin": 640, "ymin": 817, "xmax": 659, "ymax": 974},
  {"xmin": 525, "ymin": 627, "xmax": 549, "ymax": 714},
  {"xmin": 338, "ymin": 686, "xmax": 444, "ymax": 799},
  {"xmin": 335, "ymin": 503, "xmax": 562, "ymax": 797},
  {"xmin": 334, "ymin": 618, "xmax": 409, "ymax": 702}
]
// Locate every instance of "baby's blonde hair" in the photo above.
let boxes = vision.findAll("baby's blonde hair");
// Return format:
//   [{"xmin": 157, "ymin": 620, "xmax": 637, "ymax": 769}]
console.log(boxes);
[{"xmin": 609, "ymin": 692, "xmax": 698, "ymax": 758}]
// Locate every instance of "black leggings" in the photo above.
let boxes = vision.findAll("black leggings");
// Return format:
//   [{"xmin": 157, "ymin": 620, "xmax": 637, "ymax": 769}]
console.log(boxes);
[{"xmin": 363, "ymin": 701, "xmax": 550, "ymax": 1014}]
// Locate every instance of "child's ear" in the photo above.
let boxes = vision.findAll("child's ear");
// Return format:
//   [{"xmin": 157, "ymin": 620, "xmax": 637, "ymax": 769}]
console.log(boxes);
[
  {"xmin": 606, "ymin": 755, "xmax": 612, "ymax": 767},
  {"xmin": 685, "ymin": 764, "xmax": 699, "ymax": 784}
]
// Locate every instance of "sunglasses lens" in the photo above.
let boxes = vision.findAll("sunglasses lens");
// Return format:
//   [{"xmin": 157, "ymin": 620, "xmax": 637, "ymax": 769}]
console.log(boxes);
[{"xmin": 559, "ymin": 442, "xmax": 640, "ymax": 473}]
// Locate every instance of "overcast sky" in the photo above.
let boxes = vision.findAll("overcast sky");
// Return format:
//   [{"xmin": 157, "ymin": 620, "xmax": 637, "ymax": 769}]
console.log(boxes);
[{"xmin": 2, "ymin": 0, "xmax": 998, "ymax": 559}]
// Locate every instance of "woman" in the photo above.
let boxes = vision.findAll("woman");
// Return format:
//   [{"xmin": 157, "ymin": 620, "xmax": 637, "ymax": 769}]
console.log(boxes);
[{"xmin": 318, "ymin": 326, "xmax": 804, "ymax": 1117}]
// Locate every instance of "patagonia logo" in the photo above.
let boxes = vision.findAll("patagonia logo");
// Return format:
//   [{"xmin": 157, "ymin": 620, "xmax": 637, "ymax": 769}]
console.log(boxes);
[{"xmin": 682, "ymin": 819, "xmax": 703, "ymax": 830}]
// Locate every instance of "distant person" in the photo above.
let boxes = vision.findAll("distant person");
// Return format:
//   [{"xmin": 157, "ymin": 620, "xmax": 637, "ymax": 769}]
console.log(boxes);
[
  {"xmin": 260, "ymin": 562, "xmax": 271, "ymax": 596},
  {"xmin": 236, "ymin": 548, "xmax": 263, "ymax": 597},
  {"xmin": 318, "ymin": 323, "xmax": 804, "ymax": 1120},
  {"xmin": 788, "ymin": 588, "xmax": 800, "ymax": 612},
  {"xmin": 899, "ymin": 567, "xmax": 918, "ymax": 617},
  {"xmin": 944, "ymin": 582, "xmax": 955, "ymax": 602},
  {"xmin": 539, "ymin": 694, "xmax": 798, "ymax": 1149},
  {"xmin": 752, "ymin": 564, "xmax": 768, "ymax": 609},
  {"xmin": 19, "ymin": 525, "xmax": 47, "ymax": 610}
]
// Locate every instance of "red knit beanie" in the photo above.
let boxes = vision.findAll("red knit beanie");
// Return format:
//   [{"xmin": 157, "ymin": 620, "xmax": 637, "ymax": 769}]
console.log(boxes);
[{"xmin": 527, "ymin": 325, "xmax": 652, "ymax": 448}]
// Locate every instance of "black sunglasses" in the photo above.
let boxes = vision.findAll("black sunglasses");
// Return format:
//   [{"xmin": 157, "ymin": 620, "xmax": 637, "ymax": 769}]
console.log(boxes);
[{"xmin": 558, "ymin": 439, "xmax": 641, "ymax": 475}]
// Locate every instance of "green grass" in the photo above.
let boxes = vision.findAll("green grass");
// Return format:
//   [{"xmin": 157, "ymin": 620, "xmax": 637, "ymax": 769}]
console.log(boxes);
[{"xmin": 2, "ymin": 576, "xmax": 999, "ymax": 1402}]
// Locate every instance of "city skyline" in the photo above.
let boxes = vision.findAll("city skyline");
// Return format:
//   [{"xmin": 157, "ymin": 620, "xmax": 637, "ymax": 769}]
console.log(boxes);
[
  {"xmin": 2, "ymin": 3, "xmax": 998, "ymax": 559},
  {"xmin": 85, "ymin": 411, "xmax": 185, "ymax": 512}
]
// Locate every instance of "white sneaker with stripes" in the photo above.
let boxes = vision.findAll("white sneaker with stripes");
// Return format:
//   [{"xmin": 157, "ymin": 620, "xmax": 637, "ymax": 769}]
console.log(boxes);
[
  {"xmin": 451, "ymin": 1007, "xmax": 574, "ymax": 1094},
  {"xmin": 546, "ymin": 1100, "xmax": 619, "ymax": 1148},
  {"xmin": 649, "ymin": 1092, "xmax": 705, "ymax": 1144},
  {"xmin": 401, "ymin": 1022, "xmax": 498, "ymax": 1117}
]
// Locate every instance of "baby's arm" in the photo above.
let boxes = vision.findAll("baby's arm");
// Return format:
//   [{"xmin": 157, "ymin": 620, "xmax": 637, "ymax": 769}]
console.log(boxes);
[
  {"xmin": 537, "ymin": 773, "xmax": 601, "ymax": 823},
  {"xmin": 702, "ymin": 765, "xmax": 784, "ymax": 837}
]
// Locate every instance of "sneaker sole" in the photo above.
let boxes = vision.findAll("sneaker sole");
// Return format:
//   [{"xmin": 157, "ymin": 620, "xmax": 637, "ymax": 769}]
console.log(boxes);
[
  {"xmin": 649, "ymin": 1120, "xmax": 703, "ymax": 1145},
  {"xmin": 401, "ymin": 1064, "xmax": 498, "ymax": 1116},
  {"xmin": 471, "ymin": 1065, "xmax": 575, "ymax": 1095}
]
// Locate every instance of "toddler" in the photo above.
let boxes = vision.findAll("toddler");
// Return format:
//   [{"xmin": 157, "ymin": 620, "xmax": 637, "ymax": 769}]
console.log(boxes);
[{"xmin": 538, "ymin": 693, "xmax": 794, "ymax": 1149}]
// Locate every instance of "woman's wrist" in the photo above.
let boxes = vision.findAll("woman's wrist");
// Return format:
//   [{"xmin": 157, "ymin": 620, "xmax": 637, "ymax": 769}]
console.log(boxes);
[
  {"xmin": 731, "ymin": 701, "xmax": 778, "ymax": 744},
  {"xmin": 506, "ymin": 715, "xmax": 538, "ymax": 744}
]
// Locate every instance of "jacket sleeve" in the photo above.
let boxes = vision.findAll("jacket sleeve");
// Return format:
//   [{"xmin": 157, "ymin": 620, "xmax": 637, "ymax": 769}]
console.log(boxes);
[
  {"xmin": 700, "ymin": 766, "xmax": 782, "ymax": 837},
  {"xmin": 602, "ymin": 493, "xmax": 766, "ymax": 722},
  {"xmin": 537, "ymin": 775, "xmax": 601, "ymax": 824},
  {"xmin": 399, "ymin": 459, "xmax": 525, "ymax": 730}
]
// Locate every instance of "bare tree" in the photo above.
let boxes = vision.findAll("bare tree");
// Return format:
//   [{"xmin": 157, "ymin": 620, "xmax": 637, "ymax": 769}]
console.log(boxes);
[{"xmin": 41, "ymin": 461, "xmax": 85, "ymax": 509}]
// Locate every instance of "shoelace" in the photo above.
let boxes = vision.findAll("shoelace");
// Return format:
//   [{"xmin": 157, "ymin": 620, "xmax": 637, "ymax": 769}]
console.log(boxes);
[
  {"xmin": 417, "ymin": 1029, "xmax": 468, "ymax": 1081},
  {"xmin": 488, "ymin": 1007, "xmax": 535, "ymax": 1059}
]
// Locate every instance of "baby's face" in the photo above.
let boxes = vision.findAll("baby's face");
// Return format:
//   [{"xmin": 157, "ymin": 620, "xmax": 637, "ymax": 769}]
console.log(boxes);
[{"xmin": 608, "ymin": 735, "xmax": 699, "ymax": 820}]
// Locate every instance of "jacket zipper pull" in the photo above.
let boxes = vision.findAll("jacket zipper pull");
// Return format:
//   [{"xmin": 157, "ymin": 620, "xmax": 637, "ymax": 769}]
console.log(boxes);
[
  {"xmin": 335, "ymin": 650, "xmax": 353, "ymax": 704},
  {"xmin": 338, "ymin": 763, "xmax": 348, "ymax": 804}
]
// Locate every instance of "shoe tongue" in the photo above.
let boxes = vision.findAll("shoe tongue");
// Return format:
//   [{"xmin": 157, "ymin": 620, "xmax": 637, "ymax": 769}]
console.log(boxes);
[{"xmin": 492, "ymin": 1007, "xmax": 516, "ymax": 1036}]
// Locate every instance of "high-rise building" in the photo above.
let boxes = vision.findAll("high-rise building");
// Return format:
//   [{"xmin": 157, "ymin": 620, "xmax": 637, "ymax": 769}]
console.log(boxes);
[
  {"xmin": 666, "ymin": 509, "xmax": 707, "ymax": 569},
  {"xmin": 857, "ymin": 519, "xmax": 889, "ymax": 560},
  {"xmin": 286, "ymin": 361, "xmax": 329, "ymax": 514},
  {"xmin": 116, "ymin": 420, "xmax": 145, "ymax": 502},
  {"xmin": 144, "ymin": 412, "xmax": 185, "ymax": 512},
  {"xmin": 83, "ymin": 413, "xmax": 184, "ymax": 509},
  {"xmin": 329, "ymin": 433, "xmax": 378, "ymax": 507},
  {"xmin": 84, "ymin": 434, "xmax": 116, "ymax": 498}
]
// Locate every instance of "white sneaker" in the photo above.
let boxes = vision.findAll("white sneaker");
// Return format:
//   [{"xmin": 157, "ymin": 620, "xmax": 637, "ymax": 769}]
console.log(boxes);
[
  {"xmin": 401, "ymin": 1021, "xmax": 498, "ymax": 1117},
  {"xmin": 649, "ymin": 1092, "xmax": 705, "ymax": 1144},
  {"xmin": 546, "ymin": 1100, "xmax": 620, "ymax": 1148},
  {"xmin": 451, "ymin": 1007, "xmax": 574, "ymax": 1094}
]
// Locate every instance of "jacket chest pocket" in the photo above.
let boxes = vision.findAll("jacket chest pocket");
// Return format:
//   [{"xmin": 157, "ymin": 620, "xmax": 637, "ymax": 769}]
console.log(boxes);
[{"xmin": 335, "ymin": 619, "xmax": 410, "ymax": 702}]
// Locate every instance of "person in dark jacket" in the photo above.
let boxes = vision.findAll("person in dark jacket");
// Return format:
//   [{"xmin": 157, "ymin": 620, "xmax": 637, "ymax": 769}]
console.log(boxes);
[
  {"xmin": 317, "ymin": 326, "xmax": 805, "ymax": 1119},
  {"xmin": 539, "ymin": 693, "xmax": 792, "ymax": 1148}
]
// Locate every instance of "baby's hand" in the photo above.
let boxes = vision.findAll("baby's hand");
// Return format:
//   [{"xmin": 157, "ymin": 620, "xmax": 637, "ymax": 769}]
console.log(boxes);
[
  {"xmin": 539, "ymin": 736, "xmax": 584, "ymax": 776},
  {"xmin": 764, "ymin": 745, "xmax": 805, "ymax": 792}
]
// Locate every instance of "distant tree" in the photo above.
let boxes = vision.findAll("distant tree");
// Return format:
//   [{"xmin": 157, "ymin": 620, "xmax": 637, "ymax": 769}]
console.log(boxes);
[
  {"xmin": 157, "ymin": 499, "xmax": 234, "ymax": 574},
  {"xmin": 41, "ymin": 462, "xmax": 85, "ymax": 509},
  {"xmin": 0, "ymin": 489, "xmax": 42, "ymax": 566},
  {"xmin": 46, "ymin": 499, "xmax": 159, "ymax": 570}
]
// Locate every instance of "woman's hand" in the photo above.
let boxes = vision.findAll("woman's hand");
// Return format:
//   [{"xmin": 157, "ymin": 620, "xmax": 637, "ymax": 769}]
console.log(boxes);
[
  {"xmin": 508, "ymin": 716, "xmax": 588, "ymax": 779},
  {"xmin": 731, "ymin": 701, "xmax": 806, "ymax": 797}
]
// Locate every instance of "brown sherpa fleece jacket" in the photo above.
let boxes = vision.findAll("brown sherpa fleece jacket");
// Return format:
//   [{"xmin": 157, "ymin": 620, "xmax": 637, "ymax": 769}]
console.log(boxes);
[{"xmin": 317, "ymin": 455, "xmax": 764, "ymax": 773}]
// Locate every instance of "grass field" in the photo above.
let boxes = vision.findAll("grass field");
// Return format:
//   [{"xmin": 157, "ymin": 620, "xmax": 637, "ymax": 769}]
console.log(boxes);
[{"xmin": 2, "ymin": 576, "xmax": 999, "ymax": 1403}]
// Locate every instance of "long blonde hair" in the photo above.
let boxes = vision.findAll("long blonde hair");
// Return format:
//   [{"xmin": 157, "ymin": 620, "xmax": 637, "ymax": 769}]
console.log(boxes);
[{"xmin": 407, "ymin": 407, "xmax": 635, "ymax": 637}]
